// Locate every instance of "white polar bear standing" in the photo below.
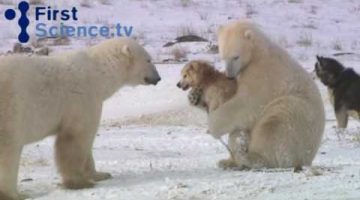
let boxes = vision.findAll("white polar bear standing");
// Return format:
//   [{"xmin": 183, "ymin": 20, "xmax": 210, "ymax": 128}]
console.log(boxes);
[
  {"xmin": 0, "ymin": 38, "xmax": 161, "ymax": 200},
  {"xmin": 208, "ymin": 20, "xmax": 325, "ymax": 169}
]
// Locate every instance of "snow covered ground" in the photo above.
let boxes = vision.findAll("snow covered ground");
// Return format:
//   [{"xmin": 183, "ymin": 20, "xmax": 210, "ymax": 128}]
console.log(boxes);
[{"xmin": 0, "ymin": 0, "xmax": 360, "ymax": 199}]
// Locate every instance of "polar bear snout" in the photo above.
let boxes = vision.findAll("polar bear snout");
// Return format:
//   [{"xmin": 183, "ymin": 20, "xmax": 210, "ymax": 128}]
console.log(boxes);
[
  {"xmin": 144, "ymin": 76, "xmax": 161, "ymax": 85},
  {"xmin": 225, "ymin": 59, "xmax": 242, "ymax": 78},
  {"xmin": 144, "ymin": 70, "xmax": 161, "ymax": 85}
]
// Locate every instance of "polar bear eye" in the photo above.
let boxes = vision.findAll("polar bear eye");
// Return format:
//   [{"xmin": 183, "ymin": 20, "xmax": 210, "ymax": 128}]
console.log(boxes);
[
  {"xmin": 233, "ymin": 56, "xmax": 240, "ymax": 61},
  {"xmin": 147, "ymin": 59, "xmax": 151, "ymax": 63}
]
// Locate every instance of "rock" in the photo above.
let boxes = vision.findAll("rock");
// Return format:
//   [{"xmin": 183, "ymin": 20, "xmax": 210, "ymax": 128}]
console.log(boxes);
[{"xmin": 163, "ymin": 35, "xmax": 208, "ymax": 47}]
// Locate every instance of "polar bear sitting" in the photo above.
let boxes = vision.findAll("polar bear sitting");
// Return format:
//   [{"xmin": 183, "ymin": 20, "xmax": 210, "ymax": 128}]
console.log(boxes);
[
  {"xmin": 203, "ymin": 20, "xmax": 325, "ymax": 169},
  {"xmin": 0, "ymin": 38, "xmax": 161, "ymax": 200}
]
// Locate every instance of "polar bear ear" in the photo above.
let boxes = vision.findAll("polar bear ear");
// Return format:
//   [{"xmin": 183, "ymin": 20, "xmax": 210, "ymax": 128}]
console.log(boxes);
[
  {"xmin": 244, "ymin": 30, "xmax": 253, "ymax": 40},
  {"xmin": 121, "ymin": 45, "xmax": 132, "ymax": 58}
]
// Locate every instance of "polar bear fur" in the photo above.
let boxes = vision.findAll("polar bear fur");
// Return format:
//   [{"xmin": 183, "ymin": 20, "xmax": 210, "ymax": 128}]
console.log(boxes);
[
  {"xmin": 208, "ymin": 20, "xmax": 325, "ymax": 169},
  {"xmin": 0, "ymin": 38, "xmax": 160, "ymax": 200}
]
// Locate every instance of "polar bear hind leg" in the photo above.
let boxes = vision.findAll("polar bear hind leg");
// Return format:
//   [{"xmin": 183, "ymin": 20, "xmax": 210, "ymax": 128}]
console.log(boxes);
[{"xmin": 247, "ymin": 96, "xmax": 318, "ymax": 168}]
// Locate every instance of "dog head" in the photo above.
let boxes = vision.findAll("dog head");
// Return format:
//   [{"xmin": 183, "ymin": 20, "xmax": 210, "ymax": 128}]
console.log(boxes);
[
  {"xmin": 176, "ymin": 60, "xmax": 214, "ymax": 90},
  {"xmin": 315, "ymin": 56, "xmax": 345, "ymax": 87}
]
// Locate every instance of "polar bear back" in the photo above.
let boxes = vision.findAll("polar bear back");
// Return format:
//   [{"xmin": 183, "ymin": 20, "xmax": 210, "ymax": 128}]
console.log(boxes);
[{"xmin": 0, "ymin": 53, "xmax": 98, "ymax": 143}]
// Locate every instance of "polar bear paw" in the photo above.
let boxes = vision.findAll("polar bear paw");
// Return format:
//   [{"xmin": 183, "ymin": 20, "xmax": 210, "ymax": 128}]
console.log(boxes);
[
  {"xmin": 188, "ymin": 88, "xmax": 203, "ymax": 106},
  {"xmin": 0, "ymin": 191, "xmax": 29, "ymax": 200},
  {"xmin": 217, "ymin": 158, "xmax": 248, "ymax": 170},
  {"xmin": 93, "ymin": 171, "xmax": 112, "ymax": 182},
  {"xmin": 218, "ymin": 158, "xmax": 238, "ymax": 169},
  {"xmin": 63, "ymin": 179, "xmax": 95, "ymax": 189}
]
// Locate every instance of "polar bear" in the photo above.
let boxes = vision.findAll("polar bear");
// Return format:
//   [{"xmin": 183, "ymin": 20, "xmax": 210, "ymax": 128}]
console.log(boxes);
[
  {"xmin": 204, "ymin": 20, "xmax": 325, "ymax": 169},
  {"xmin": 0, "ymin": 38, "xmax": 161, "ymax": 200}
]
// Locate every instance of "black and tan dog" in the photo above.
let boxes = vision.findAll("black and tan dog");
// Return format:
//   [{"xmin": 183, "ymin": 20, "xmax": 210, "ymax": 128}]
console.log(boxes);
[{"xmin": 315, "ymin": 55, "xmax": 360, "ymax": 128}]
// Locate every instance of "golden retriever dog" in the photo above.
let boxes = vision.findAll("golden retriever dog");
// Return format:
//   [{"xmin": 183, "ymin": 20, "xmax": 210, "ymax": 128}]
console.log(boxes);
[
  {"xmin": 177, "ymin": 60, "xmax": 237, "ymax": 112},
  {"xmin": 177, "ymin": 60, "xmax": 243, "ymax": 166}
]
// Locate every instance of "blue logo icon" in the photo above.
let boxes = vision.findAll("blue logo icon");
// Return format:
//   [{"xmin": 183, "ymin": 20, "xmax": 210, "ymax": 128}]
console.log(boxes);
[
  {"xmin": 4, "ymin": 1, "xmax": 133, "ymax": 43},
  {"xmin": 4, "ymin": 1, "xmax": 30, "ymax": 43}
]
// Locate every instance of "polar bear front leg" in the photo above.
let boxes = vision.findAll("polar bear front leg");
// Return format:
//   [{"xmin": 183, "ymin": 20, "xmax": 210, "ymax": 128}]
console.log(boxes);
[
  {"xmin": 55, "ymin": 131, "xmax": 96, "ymax": 189},
  {"xmin": 218, "ymin": 130, "xmax": 250, "ymax": 170},
  {"xmin": 0, "ymin": 143, "xmax": 23, "ymax": 200}
]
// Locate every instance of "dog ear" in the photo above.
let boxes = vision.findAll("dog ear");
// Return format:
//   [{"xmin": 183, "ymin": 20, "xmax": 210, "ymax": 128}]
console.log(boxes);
[
  {"xmin": 316, "ymin": 55, "xmax": 323, "ymax": 65},
  {"xmin": 316, "ymin": 55, "xmax": 321, "ymax": 61},
  {"xmin": 190, "ymin": 62, "xmax": 199, "ymax": 72},
  {"xmin": 188, "ymin": 62, "xmax": 195, "ymax": 71}
]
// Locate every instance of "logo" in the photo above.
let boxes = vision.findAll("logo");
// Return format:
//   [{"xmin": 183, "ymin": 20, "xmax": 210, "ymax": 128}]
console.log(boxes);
[
  {"xmin": 4, "ymin": 1, "xmax": 30, "ymax": 43},
  {"xmin": 4, "ymin": 1, "xmax": 134, "ymax": 43}
]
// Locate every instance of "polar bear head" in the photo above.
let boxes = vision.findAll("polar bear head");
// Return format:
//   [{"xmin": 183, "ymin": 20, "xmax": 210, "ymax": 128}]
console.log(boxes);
[
  {"xmin": 90, "ymin": 38, "xmax": 161, "ymax": 86},
  {"xmin": 218, "ymin": 20, "xmax": 267, "ymax": 78},
  {"xmin": 119, "ymin": 39, "xmax": 161, "ymax": 86}
]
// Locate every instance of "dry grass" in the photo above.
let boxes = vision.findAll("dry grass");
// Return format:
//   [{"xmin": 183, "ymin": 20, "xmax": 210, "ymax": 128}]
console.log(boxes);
[
  {"xmin": 351, "ymin": 40, "xmax": 359, "ymax": 50},
  {"xmin": 350, "ymin": 5, "xmax": 360, "ymax": 13},
  {"xmin": 303, "ymin": 23, "xmax": 317, "ymax": 30},
  {"xmin": 32, "ymin": 36, "xmax": 70, "ymax": 47},
  {"xmin": 177, "ymin": 25, "xmax": 198, "ymax": 36},
  {"xmin": 80, "ymin": 0, "xmax": 93, "ymax": 8},
  {"xmin": 310, "ymin": 5, "xmax": 318, "ymax": 15},
  {"xmin": 180, "ymin": 0, "xmax": 193, "ymax": 7},
  {"xmin": 0, "ymin": 0, "xmax": 14, "ymax": 5},
  {"xmin": 296, "ymin": 32, "xmax": 313, "ymax": 47},
  {"xmin": 98, "ymin": 0, "xmax": 112, "ymax": 5},
  {"xmin": 198, "ymin": 11, "xmax": 208, "ymax": 21},
  {"xmin": 332, "ymin": 40, "xmax": 342, "ymax": 51},
  {"xmin": 171, "ymin": 46, "xmax": 188, "ymax": 61},
  {"xmin": 288, "ymin": 0, "xmax": 303, "ymax": 3},
  {"xmin": 245, "ymin": 3, "xmax": 257, "ymax": 18},
  {"xmin": 29, "ymin": 0, "xmax": 44, "ymax": 5}
]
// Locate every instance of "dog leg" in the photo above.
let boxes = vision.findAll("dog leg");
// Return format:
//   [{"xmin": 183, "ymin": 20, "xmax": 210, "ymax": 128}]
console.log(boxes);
[
  {"xmin": 335, "ymin": 108, "xmax": 348, "ymax": 129},
  {"xmin": 335, "ymin": 105, "xmax": 348, "ymax": 140}
]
